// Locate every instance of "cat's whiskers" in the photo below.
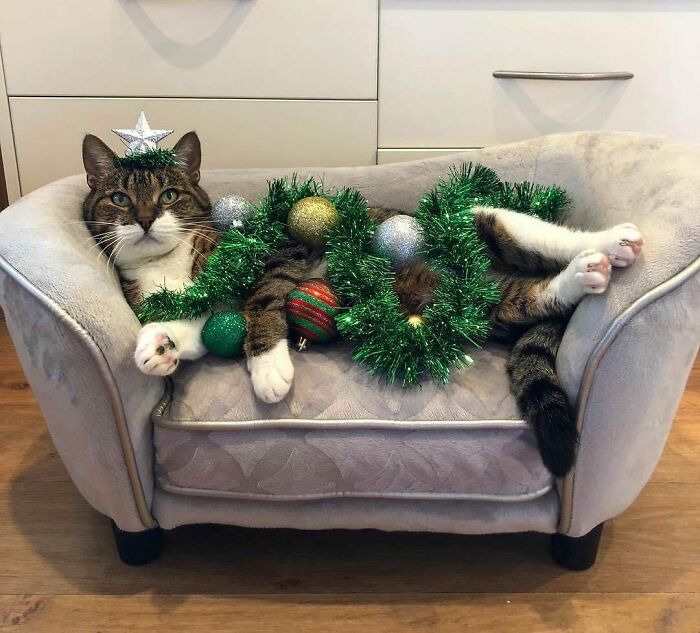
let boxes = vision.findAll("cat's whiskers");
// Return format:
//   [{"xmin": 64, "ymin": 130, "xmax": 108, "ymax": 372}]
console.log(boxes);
[
  {"xmin": 111, "ymin": 238, "xmax": 131, "ymax": 276},
  {"xmin": 163, "ymin": 233, "xmax": 206, "ymax": 260},
  {"xmin": 178, "ymin": 227, "xmax": 218, "ymax": 246},
  {"xmin": 86, "ymin": 229, "xmax": 122, "ymax": 248},
  {"xmin": 106, "ymin": 236, "xmax": 129, "ymax": 277},
  {"xmin": 86, "ymin": 233, "xmax": 122, "ymax": 257}
]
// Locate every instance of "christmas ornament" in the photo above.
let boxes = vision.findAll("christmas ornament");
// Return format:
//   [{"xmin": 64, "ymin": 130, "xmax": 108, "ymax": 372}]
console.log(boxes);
[
  {"xmin": 212, "ymin": 195, "xmax": 253, "ymax": 231},
  {"xmin": 286, "ymin": 278, "xmax": 339, "ymax": 350},
  {"xmin": 407, "ymin": 314, "xmax": 424, "ymax": 328},
  {"xmin": 287, "ymin": 196, "xmax": 339, "ymax": 247},
  {"xmin": 201, "ymin": 311, "xmax": 247, "ymax": 358},
  {"xmin": 372, "ymin": 215, "xmax": 425, "ymax": 269},
  {"xmin": 135, "ymin": 175, "xmax": 339, "ymax": 324},
  {"xmin": 325, "ymin": 162, "xmax": 568, "ymax": 386},
  {"xmin": 135, "ymin": 204, "xmax": 287, "ymax": 324},
  {"xmin": 112, "ymin": 111, "xmax": 173, "ymax": 155}
]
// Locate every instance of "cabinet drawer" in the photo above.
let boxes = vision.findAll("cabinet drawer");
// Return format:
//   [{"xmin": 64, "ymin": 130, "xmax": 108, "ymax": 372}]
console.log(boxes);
[
  {"xmin": 380, "ymin": 1, "xmax": 700, "ymax": 146},
  {"xmin": 1, "ymin": 0, "xmax": 377, "ymax": 99},
  {"xmin": 10, "ymin": 98, "xmax": 377, "ymax": 193}
]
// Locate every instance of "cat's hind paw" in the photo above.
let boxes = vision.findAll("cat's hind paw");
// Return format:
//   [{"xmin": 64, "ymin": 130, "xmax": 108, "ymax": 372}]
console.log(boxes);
[
  {"xmin": 248, "ymin": 340, "xmax": 294, "ymax": 404},
  {"xmin": 597, "ymin": 223, "xmax": 644, "ymax": 267},
  {"xmin": 571, "ymin": 250, "xmax": 611, "ymax": 295},
  {"xmin": 135, "ymin": 323, "xmax": 180, "ymax": 376}
]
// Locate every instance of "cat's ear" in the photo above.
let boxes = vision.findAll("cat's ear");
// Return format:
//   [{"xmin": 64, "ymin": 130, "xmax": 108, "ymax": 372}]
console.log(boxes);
[
  {"xmin": 173, "ymin": 131, "xmax": 201, "ymax": 184},
  {"xmin": 82, "ymin": 134, "xmax": 116, "ymax": 190}
]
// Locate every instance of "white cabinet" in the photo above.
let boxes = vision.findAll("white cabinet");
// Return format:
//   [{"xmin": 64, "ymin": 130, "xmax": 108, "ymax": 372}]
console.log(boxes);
[
  {"xmin": 2, "ymin": 1, "xmax": 700, "ymax": 200},
  {"xmin": 1, "ymin": 0, "xmax": 378, "ymax": 99},
  {"xmin": 10, "ymin": 98, "xmax": 377, "ymax": 193},
  {"xmin": 379, "ymin": 1, "xmax": 700, "ymax": 147}
]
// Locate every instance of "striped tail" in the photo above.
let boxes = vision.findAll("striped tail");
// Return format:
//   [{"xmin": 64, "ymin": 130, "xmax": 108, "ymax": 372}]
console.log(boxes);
[{"xmin": 507, "ymin": 320, "xmax": 578, "ymax": 477}]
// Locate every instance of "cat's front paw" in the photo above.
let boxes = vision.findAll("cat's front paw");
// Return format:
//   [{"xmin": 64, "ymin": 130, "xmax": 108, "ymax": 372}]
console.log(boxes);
[
  {"xmin": 596, "ymin": 223, "xmax": 644, "ymax": 267},
  {"xmin": 248, "ymin": 340, "xmax": 294, "ymax": 404},
  {"xmin": 135, "ymin": 323, "xmax": 180, "ymax": 376}
]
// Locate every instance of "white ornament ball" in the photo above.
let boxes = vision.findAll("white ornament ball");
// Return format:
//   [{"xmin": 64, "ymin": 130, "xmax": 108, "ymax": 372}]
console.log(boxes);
[
  {"xmin": 372, "ymin": 215, "xmax": 424, "ymax": 269},
  {"xmin": 212, "ymin": 195, "xmax": 253, "ymax": 231}
]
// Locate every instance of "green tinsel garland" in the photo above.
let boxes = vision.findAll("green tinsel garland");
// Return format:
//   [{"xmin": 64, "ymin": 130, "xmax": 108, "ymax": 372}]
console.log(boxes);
[
  {"xmin": 135, "ymin": 165, "xmax": 567, "ymax": 388},
  {"xmin": 326, "ymin": 163, "xmax": 568, "ymax": 385},
  {"xmin": 134, "ymin": 180, "xmax": 294, "ymax": 323},
  {"xmin": 114, "ymin": 148, "xmax": 179, "ymax": 170},
  {"xmin": 134, "ymin": 175, "xmax": 357, "ymax": 323}
]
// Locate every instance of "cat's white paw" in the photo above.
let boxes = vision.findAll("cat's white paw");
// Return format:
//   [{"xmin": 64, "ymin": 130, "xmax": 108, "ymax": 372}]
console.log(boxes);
[
  {"xmin": 569, "ymin": 250, "xmax": 611, "ymax": 295},
  {"xmin": 135, "ymin": 323, "xmax": 180, "ymax": 376},
  {"xmin": 248, "ymin": 340, "xmax": 294, "ymax": 403},
  {"xmin": 596, "ymin": 223, "xmax": 644, "ymax": 267},
  {"xmin": 553, "ymin": 250, "xmax": 611, "ymax": 305}
]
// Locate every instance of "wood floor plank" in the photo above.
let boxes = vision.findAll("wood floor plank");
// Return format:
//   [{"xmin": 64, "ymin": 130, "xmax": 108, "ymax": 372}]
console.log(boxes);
[
  {"xmin": 655, "ymin": 363, "xmax": 700, "ymax": 483},
  {"xmin": 1, "ymin": 593, "xmax": 698, "ymax": 633},
  {"xmin": 1, "ymin": 472, "xmax": 698, "ymax": 595}
]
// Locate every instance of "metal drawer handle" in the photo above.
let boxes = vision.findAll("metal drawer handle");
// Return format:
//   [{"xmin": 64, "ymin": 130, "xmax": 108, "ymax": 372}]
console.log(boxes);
[{"xmin": 493, "ymin": 70, "xmax": 634, "ymax": 81}]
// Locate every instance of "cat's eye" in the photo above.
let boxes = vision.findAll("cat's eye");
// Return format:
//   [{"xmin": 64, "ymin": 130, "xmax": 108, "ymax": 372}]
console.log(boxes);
[
  {"xmin": 111, "ymin": 192, "xmax": 130, "ymax": 207},
  {"xmin": 159, "ymin": 189, "xmax": 179, "ymax": 205}
]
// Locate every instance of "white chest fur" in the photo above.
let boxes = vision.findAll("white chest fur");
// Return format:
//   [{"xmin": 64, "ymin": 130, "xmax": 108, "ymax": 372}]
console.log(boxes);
[{"xmin": 118, "ymin": 241, "xmax": 194, "ymax": 298}]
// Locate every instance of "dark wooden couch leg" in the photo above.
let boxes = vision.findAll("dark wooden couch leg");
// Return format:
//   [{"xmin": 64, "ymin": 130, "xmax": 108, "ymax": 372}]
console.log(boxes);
[
  {"xmin": 551, "ymin": 522, "xmax": 604, "ymax": 571},
  {"xmin": 111, "ymin": 520, "xmax": 164, "ymax": 566}
]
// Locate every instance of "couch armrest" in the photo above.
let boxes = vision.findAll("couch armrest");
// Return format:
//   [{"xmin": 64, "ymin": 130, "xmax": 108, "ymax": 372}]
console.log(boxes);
[
  {"xmin": 0, "ymin": 177, "xmax": 162, "ymax": 531},
  {"xmin": 551, "ymin": 135, "xmax": 700, "ymax": 536}
]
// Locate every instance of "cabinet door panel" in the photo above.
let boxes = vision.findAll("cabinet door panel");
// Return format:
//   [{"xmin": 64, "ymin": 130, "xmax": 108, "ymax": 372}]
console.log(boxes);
[
  {"xmin": 380, "ymin": 1, "xmax": 700, "ymax": 146},
  {"xmin": 2, "ymin": 1, "xmax": 378, "ymax": 99},
  {"xmin": 11, "ymin": 98, "xmax": 378, "ymax": 193}
]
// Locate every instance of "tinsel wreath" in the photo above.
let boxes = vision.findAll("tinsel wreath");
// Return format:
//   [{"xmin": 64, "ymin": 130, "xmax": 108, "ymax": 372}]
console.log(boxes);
[
  {"xmin": 134, "ymin": 179, "xmax": 300, "ymax": 323},
  {"xmin": 325, "ymin": 163, "xmax": 568, "ymax": 386},
  {"xmin": 134, "ymin": 175, "xmax": 348, "ymax": 323}
]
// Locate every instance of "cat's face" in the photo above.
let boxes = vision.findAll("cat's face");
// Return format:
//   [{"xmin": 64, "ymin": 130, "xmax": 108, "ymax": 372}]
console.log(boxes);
[{"xmin": 81, "ymin": 131, "xmax": 211, "ymax": 266}]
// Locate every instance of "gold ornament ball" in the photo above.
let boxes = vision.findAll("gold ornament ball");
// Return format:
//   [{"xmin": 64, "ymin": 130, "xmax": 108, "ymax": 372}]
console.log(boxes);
[
  {"xmin": 407, "ymin": 314, "xmax": 424, "ymax": 328},
  {"xmin": 287, "ymin": 196, "xmax": 339, "ymax": 247}
]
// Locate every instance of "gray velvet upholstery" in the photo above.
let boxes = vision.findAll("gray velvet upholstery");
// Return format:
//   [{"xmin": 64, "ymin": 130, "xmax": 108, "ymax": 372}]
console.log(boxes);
[
  {"xmin": 163, "ymin": 343, "xmax": 519, "ymax": 422},
  {"xmin": 155, "ymin": 343, "xmax": 551, "ymax": 502},
  {"xmin": 155, "ymin": 424, "xmax": 551, "ymax": 502},
  {"xmin": 0, "ymin": 132, "xmax": 697, "ymax": 539}
]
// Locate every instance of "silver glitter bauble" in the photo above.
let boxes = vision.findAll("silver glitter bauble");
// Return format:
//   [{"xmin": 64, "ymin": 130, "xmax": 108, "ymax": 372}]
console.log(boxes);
[
  {"xmin": 212, "ymin": 195, "xmax": 253, "ymax": 231},
  {"xmin": 371, "ymin": 215, "xmax": 424, "ymax": 269}
]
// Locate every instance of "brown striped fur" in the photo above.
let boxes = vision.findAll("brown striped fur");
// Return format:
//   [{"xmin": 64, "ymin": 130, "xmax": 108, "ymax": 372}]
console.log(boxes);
[
  {"xmin": 365, "ymin": 207, "xmax": 571, "ymax": 336},
  {"xmin": 243, "ymin": 241, "xmax": 321, "ymax": 357},
  {"xmin": 82, "ymin": 132, "xmax": 215, "ymax": 306},
  {"xmin": 474, "ymin": 209, "xmax": 563, "ymax": 275}
]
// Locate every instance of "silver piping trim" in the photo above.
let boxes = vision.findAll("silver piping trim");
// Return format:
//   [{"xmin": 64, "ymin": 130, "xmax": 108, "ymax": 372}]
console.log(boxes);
[
  {"xmin": 152, "ymin": 380, "xmax": 527, "ymax": 432},
  {"xmin": 0, "ymin": 255, "xmax": 157, "ymax": 529},
  {"xmin": 559, "ymin": 256, "xmax": 700, "ymax": 533},
  {"xmin": 158, "ymin": 481, "xmax": 553, "ymax": 504},
  {"xmin": 155, "ymin": 417, "xmax": 529, "ymax": 432}
]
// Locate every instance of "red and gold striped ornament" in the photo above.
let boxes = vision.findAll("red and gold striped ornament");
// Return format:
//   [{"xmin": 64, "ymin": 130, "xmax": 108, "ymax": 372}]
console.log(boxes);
[{"xmin": 286, "ymin": 278, "xmax": 339, "ymax": 350}]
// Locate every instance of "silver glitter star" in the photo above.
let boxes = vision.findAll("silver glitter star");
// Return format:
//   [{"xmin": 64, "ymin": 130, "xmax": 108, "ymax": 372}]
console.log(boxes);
[{"xmin": 112, "ymin": 111, "xmax": 173, "ymax": 155}]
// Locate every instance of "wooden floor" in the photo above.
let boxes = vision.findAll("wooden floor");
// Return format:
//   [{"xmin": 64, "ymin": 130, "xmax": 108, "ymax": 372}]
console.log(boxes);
[{"xmin": 0, "ymin": 310, "xmax": 698, "ymax": 632}]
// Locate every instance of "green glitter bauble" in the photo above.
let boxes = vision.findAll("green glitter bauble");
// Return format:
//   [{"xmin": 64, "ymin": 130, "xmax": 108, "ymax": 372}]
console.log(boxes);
[
  {"xmin": 287, "ymin": 196, "xmax": 339, "ymax": 247},
  {"xmin": 202, "ymin": 311, "xmax": 247, "ymax": 358}
]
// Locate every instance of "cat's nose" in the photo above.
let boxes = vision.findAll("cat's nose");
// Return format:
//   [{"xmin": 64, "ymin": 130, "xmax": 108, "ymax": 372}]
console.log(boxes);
[{"xmin": 138, "ymin": 218, "xmax": 154, "ymax": 232}]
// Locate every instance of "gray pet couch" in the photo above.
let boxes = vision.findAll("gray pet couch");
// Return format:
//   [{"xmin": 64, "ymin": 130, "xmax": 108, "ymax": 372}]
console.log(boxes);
[{"xmin": 1, "ymin": 132, "xmax": 698, "ymax": 569}]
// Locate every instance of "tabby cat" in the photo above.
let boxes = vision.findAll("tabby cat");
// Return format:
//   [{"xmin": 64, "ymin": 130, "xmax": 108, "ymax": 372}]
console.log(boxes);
[{"xmin": 82, "ymin": 132, "xmax": 643, "ymax": 476}]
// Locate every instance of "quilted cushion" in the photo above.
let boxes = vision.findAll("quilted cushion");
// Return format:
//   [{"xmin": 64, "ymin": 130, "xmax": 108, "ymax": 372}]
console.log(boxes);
[{"xmin": 153, "ymin": 342, "xmax": 552, "ymax": 501}]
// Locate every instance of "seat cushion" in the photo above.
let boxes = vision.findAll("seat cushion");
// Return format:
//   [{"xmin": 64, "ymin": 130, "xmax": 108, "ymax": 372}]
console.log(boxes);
[{"xmin": 153, "ymin": 342, "xmax": 553, "ymax": 502}]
